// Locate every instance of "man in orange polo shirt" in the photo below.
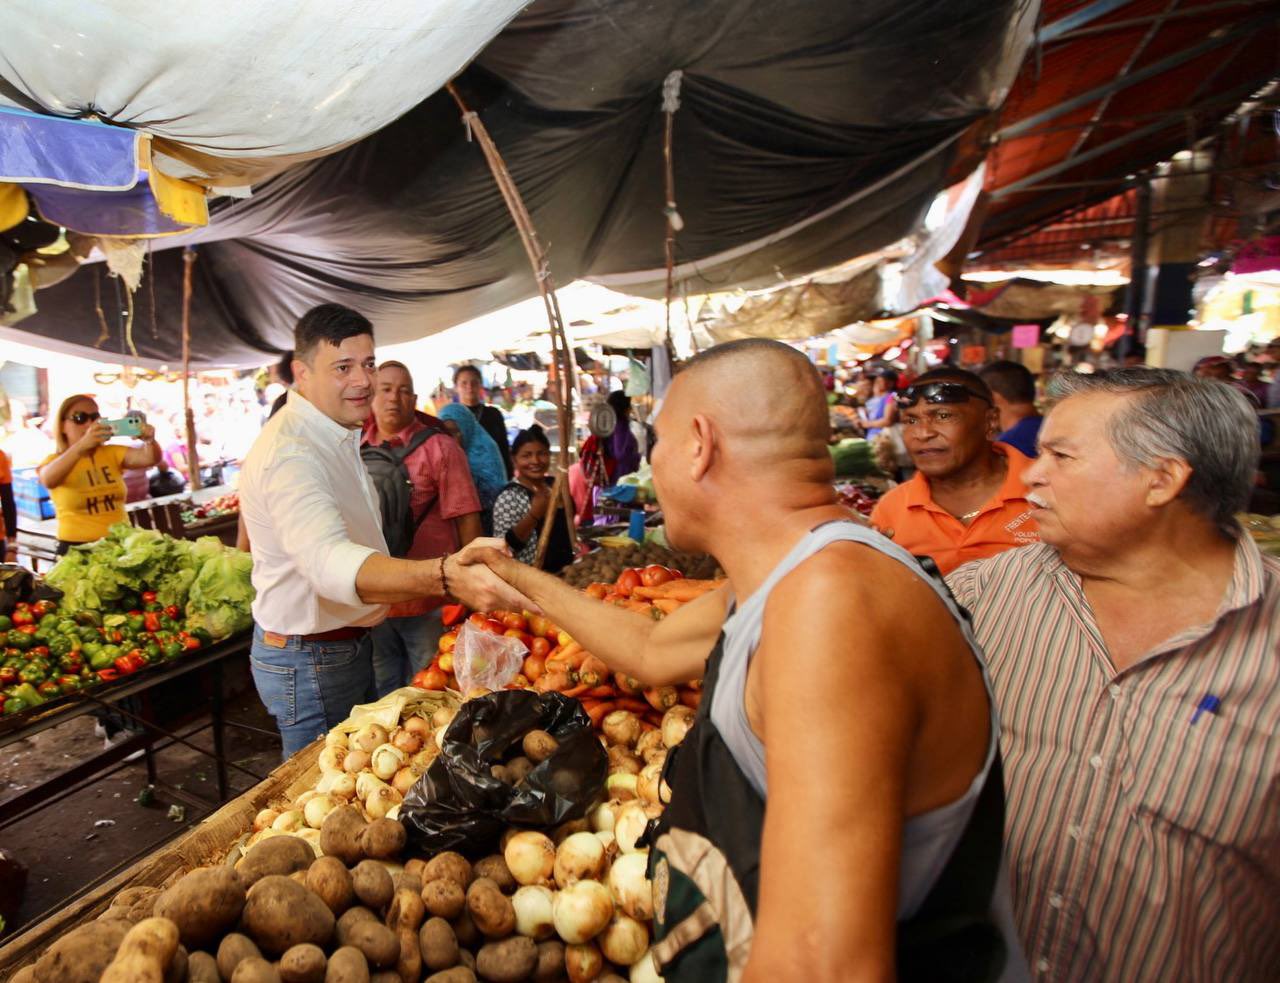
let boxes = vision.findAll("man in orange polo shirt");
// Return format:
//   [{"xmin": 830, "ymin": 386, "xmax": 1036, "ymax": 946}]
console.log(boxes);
[{"xmin": 870, "ymin": 368, "xmax": 1038, "ymax": 574}]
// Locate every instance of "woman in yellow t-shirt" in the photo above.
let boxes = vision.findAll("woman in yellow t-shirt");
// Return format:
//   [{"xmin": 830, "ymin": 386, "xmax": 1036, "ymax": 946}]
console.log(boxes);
[{"xmin": 39, "ymin": 395, "xmax": 162, "ymax": 553}]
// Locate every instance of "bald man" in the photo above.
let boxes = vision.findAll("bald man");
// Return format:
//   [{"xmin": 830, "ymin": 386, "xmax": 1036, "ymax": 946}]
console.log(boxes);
[{"xmin": 468, "ymin": 339, "xmax": 1024, "ymax": 983}]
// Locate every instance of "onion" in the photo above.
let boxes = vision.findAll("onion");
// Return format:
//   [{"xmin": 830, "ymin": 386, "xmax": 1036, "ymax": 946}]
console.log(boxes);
[
  {"xmin": 272, "ymin": 809, "xmax": 304, "ymax": 832},
  {"xmin": 600, "ymin": 914, "xmax": 649, "ymax": 967},
  {"xmin": 431, "ymin": 706, "xmax": 456, "ymax": 730},
  {"xmin": 409, "ymin": 747, "xmax": 437, "ymax": 773},
  {"xmin": 500, "ymin": 827, "xmax": 521, "ymax": 853},
  {"xmin": 594, "ymin": 830, "xmax": 618, "ymax": 861},
  {"xmin": 356, "ymin": 772, "xmax": 389, "ymax": 801},
  {"xmin": 630, "ymin": 949, "xmax": 663, "ymax": 983},
  {"xmin": 565, "ymin": 940, "xmax": 604, "ymax": 983},
  {"xmin": 602, "ymin": 711, "xmax": 643, "ymax": 749},
  {"xmin": 661, "ymin": 706, "xmax": 695, "ymax": 750},
  {"xmin": 554, "ymin": 818, "xmax": 592, "ymax": 846},
  {"xmin": 352, "ymin": 722, "xmax": 389, "ymax": 754},
  {"xmin": 365, "ymin": 784, "xmax": 403, "ymax": 821},
  {"xmin": 295, "ymin": 828, "xmax": 322, "ymax": 855},
  {"xmin": 434, "ymin": 726, "xmax": 447, "ymax": 753},
  {"xmin": 392, "ymin": 766, "xmax": 419, "ymax": 796},
  {"xmin": 606, "ymin": 773, "xmax": 639, "ymax": 802},
  {"xmin": 371, "ymin": 743, "xmax": 407, "ymax": 780},
  {"xmin": 613, "ymin": 803, "xmax": 649, "ymax": 854},
  {"xmin": 403, "ymin": 715, "xmax": 433, "ymax": 740},
  {"xmin": 324, "ymin": 729, "xmax": 348, "ymax": 749},
  {"xmin": 318, "ymin": 745, "xmax": 348, "ymax": 774},
  {"xmin": 553, "ymin": 880, "xmax": 614, "ymax": 944},
  {"xmin": 328, "ymin": 772, "xmax": 357, "ymax": 802},
  {"xmin": 391, "ymin": 727, "xmax": 423, "ymax": 755},
  {"xmin": 636, "ymin": 762, "xmax": 663, "ymax": 807},
  {"xmin": 252, "ymin": 808, "xmax": 279, "ymax": 832},
  {"xmin": 589, "ymin": 801, "xmax": 619, "ymax": 834},
  {"xmin": 554, "ymin": 832, "xmax": 607, "ymax": 887},
  {"xmin": 303, "ymin": 793, "xmax": 339, "ymax": 829},
  {"xmin": 385, "ymin": 804, "xmax": 400, "ymax": 822},
  {"xmin": 635, "ymin": 730, "xmax": 665, "ymax": 763},
  {"xmin": 505, "ymin": 831, "xmax": 556, "ymax": 886},
  {"xmin": 294, "ymin": 790, "xmax": 317, "ymax": 809},
  {"xmin": 344, "ymin": 749, "xmax": 372, "ymax": 774},
  {"xmin": 607, "ymin": 746, "xmax": 643, "ymax": 776},
  {"xmin": 512, "ymin": 885, "xmax": 556, "ymax": 940},
  {"xmin": 607, "ymin": 852, "xmax": 654, "ymax": 920}
]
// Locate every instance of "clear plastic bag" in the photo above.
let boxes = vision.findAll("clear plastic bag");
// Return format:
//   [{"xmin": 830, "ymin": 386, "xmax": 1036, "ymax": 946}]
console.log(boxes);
[{"xmin": 452, "ymin": 620, "xmax": 527, "ymax": 694}]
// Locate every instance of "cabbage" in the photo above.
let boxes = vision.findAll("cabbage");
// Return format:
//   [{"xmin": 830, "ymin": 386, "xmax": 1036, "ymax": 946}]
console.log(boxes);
[{"xmin": 186, "ymin": 549, "xmax": 255, "ymax": 639}]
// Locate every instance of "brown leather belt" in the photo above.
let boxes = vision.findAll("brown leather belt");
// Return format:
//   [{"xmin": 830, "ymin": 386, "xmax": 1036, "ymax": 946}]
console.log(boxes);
[{"xmin": 300, "ymin": 626, "xmax": 370, "ymax": 643}]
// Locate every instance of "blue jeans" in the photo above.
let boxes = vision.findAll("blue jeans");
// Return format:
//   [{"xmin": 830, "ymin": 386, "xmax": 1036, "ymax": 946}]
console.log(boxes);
[
  {"xmin": 370, "ymin": 611, "xmax": 445, "ymax": 698},
  {"xmin": 250, "ymin": 625, "xmax": 375, "ymax": 758}
]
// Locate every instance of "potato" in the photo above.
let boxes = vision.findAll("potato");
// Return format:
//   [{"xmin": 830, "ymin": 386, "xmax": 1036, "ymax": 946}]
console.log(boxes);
[
  {"xmin": 422, "ymin": 877, "xmax": 466, "ymax": 919},
  {"xmin": 187, "ymin": 950, "xmax": 221, "ymax": 982},
  {"xmin": 163, "ymin": 945, "xmax": 189, "ymax": 983},
  {"xmin": 154, "ymin": 866, "xmax": 247, "ymax": 950},
  {"xmin": 279, "ymin": 943, "xmax": 328, "ymax": 983},
  {"xmin": 424, "ymin": 969, "xmax": 476, "ymax": 983},
  {"xmin": 218, "ymin": 934, "xmax": 264, "ymax": 981},
  {"xmin": 506, "ymin": 757, "xmax": 535, "ymax": 785},
  {"xmin": 336, "ymin": 905, "xmax": 379, "ymax": 944},
  {"xmin": 532, "ymin": 941, "xmax": 566, "ymax": 983},
  {"xmin": 324, "ymin": 946, "xmax": 370, "ymax": 983},
  {"xmin": 472, "ymin": 855, "xmax": 517, "ymax": 894},
  {"xmin": 605, "ymin": 747, "xmax": 642, "ymax": 776},
  {"xmin": 230, "ymin": 956, "xmax": 281, "ymax": 983},
  {"xmin": 306, "ymin": 856, "xmax": 356, "ymax": 915},
  {"xmin": 476, "ymin": 937, "xmax": 538, "ymax": 983},
  {"xmin": 522, "ymin": 730, "xmax": 559, "ymax": 764},
  {"xmin": 387, "ymin": 887, "xmax": 426, "ymax": 931},
  {"xmin": 340, "ymin": 920, "xmax": 400, "ymax": 970},
  {"xmin": 320, "ymin": 807, "xmax": 368, "ymax": 866},
  {"xmin": 458, "ymin": 950, "xmax": 476, "ymax": 974},
  {"xmin": 404, "ymin": 858, "xmax": 428, "ymax": 880},
  {"xmin": 236, "ymin": 837, "xmax": 315, "ymax": 886},
  {"xmin": 360, "ymin": 819, "xmax": 406, "ymax": 861},
  {"xmin": 370, "ymin": 975, "xmax": 402, "ymax": 983},
  {"xmin": 418, "ymin": 917, "xmax": 460, "ymax": 972},
  {"xmin": 395, "ymin": 871, "xmax": 424, "ymax": 896},
  {"xmin": 466, "ymin": 877, "xmax": 517, "ymax": 939},
  {"xmin": 451, "ymin": 908, "xmax": 481, "ymax": 949},
  {"xmin": 352, "ymin": 860, "xmax": 396, "ymax": 911},
  {"xmin": 100, "ymin": 917, "xmax": 181, "ymax": 983},
  {"xmin": 242, "ymin": 876, "xmax": 336, "ymax": 956},
  {"xmin": 422, "ymin": 852, "xmax": 473, "ymax": 890}
]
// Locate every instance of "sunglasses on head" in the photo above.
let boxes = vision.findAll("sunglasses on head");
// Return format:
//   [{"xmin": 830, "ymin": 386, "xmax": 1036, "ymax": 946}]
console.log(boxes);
[
  {"xmin": 895, "ymin": 382, "xmax": 991, "ymax": 409},
  {"xmin": 69, "ymin": 411, "xmax": 101, "ymax": 425}
]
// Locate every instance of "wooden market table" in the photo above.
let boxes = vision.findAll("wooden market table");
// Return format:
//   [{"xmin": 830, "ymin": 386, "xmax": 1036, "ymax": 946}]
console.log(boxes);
[{"xmin": 0, "ymin": 740, "xmax": 322, "ymax": 980}]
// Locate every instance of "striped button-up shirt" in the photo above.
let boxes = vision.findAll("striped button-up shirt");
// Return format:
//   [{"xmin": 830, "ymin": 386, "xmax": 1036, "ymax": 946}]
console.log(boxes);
[{"xmin": 948, "ymin": 538, "xmax": 1280, "ymax": 983}]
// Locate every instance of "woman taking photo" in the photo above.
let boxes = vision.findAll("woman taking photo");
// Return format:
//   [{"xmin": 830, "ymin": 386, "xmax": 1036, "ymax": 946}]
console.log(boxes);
[
  {"xmin": 39, "ymin": 395, "xmax": 162, "ymax": 554},
  {"xmin": 492, "ymin": 425, "xmax": 574, "ymax": 573}
]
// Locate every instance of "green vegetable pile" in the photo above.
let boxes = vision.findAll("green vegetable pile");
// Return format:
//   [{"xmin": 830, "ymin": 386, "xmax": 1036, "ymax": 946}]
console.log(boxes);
[
  {"xmin": 45, "ymin": 524, "xmax": 255, "ymax": 640},
  {"xmin": 827, "ymin": 438, "xmax": 880, "ymax": 478}
]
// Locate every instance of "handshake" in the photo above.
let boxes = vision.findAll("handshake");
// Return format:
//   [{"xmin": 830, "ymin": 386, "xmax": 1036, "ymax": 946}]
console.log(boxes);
[{"xmin": 439, "ymin": 538, "xmax": 538, "ymax": 614}]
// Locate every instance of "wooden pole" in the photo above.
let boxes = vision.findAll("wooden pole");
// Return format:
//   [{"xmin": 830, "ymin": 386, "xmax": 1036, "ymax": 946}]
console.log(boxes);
[
  {"xmin": 661, "ymin": 70, "xmax": 683, "ymax": 365},
  {"xmin": 445, "ymin": 83, "xmax": 577, "ymax": 567},
  {"xmin": 181, "ymin": 247, "xmax": 203, "ymax": 492}
]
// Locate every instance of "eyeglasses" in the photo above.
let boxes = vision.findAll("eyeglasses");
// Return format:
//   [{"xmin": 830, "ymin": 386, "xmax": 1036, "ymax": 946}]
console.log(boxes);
[
  {"xmin": 895, "ymin": 382, "xmax": 992, "ymax": 409},
  {"xmin": 69, "ymin": 411, "xmax": 101, "ymax": 425}
]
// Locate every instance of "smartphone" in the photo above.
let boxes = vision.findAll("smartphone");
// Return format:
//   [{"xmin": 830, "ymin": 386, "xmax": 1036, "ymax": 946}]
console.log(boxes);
[{"xmin": 104, "ymin": 413, "xmax": 145, "ymax": 438}]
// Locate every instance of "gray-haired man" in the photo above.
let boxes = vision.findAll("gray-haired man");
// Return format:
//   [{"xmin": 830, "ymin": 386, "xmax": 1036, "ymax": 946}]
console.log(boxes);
[{"xmin": 948, "ymin": 368, "xmax": 1280, "ymax": 982}]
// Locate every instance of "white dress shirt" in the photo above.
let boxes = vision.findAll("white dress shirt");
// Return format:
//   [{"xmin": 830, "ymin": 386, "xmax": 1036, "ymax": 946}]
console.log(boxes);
[{"xmin": 240, "ymin": 391, "xmax": 388, "ymax": 635}]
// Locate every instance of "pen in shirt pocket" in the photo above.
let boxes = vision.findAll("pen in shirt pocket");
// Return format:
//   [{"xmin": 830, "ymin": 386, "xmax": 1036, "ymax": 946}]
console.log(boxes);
[{"xmin": 1189, "ymin": 693, "xmax": 1220, "ymax": 725}]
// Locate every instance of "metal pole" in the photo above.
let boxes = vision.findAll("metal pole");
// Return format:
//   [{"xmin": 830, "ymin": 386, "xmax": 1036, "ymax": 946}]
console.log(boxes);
[
  {"xmin": 1126, "ymin": 177, "xmax": 1152, "ymax": 339},
  {"xmin": 181, "ymin": 248, "xmax": 203, "ymax": 492}
]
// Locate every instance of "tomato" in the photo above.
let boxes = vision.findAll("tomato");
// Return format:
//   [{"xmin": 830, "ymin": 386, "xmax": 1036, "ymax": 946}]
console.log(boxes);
[
  {"xmin": 503, "ymin": 629, "xmax": 533, "ymax": 648},
  {"xmin": 141, "ymin": 591, "xmax": 158, "ymax": 604},
  {"xmin": 143, "ymin": 612, "xmax": 161, "ymax": 634},
  {"xmin": 557, "ymin": 630, "xmax": 573, "ymax": 647},
  {"xmin": 500, "ymin": 612, "xmax": 528, "ymax": 632},
  {"xmin": 468, "ymin": 612, "xmax": 490, "ymax": 628},
  {"xmin": 522, "ymin": 652, "xmax": 547, "ymax": 682},
  {"xmin": 412, "ymin": 667, "xmax": 449, "ymax": 690},
  {"xmin": 10, "ymin": 609, "xmax": 34, "ymax": 627},
  {"xmin": 482, "ymin": 619, "xmax": 506, "ymax": 635},
  {"xmin": 584, "ymin": 583, "xmax": 608, "ymax": 600},
  {"xmin": 437, "ymin": 652, "xmax": 454, "ymax": 674},
  {"xmin": 438, "ymin": 633, "xmax": 457, "ymax": 654},
  {"xmin": 640, "ymin": 565, "xmax": 674, "ymax": 588},
  {"xmin": 164, "ymin": 606, "xmax": 181, "ymax": 620},
  {"xmin": 615, "ymin": 568, "xmax": 642, "ymax": 597},
  {"xmin": 31, "ymin": 600, "xmax": 58, "ymax": 618},
  {"xmin": 529, "ymin": 636, "xmax": 551, "ymax": 660}
]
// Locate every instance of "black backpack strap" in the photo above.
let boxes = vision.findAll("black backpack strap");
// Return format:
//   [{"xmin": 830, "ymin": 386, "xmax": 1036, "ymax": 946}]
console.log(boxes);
[{"xmin": 390, "ymin": 424, "xmax": 445, "ymax": 541}]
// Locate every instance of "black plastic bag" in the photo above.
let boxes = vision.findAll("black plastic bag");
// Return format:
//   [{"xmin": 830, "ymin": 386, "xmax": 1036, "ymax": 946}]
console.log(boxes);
[
  {"xmin": 400, "ymin": 691, "xmax": 608, "ymax": 857},
  {"xmin": 0, "ymin": 566, "xmax": 32, "ymax": 615}
]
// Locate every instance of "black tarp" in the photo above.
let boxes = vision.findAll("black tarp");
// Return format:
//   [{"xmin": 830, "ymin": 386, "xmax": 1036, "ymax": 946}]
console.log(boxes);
[{"xmin": 6, "ymin": 0, "xmax": 1036, "ymax": 366}]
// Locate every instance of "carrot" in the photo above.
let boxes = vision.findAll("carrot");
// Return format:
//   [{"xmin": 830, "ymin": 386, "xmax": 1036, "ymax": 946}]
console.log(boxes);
[
  {"xmin": 583, "ymin": 685, "xmax": 617, "ymax": 699},
  {"xmin": 653, "ymin": 598, "xmax": 682, "ymax": 615},
  {"xmin": 622, "ymin": 600, "xmax": 652, "ymax": 614},
  {"xmin": 615, "ymin": 698, "xmax": 651, "ymax": 715},
  {"xmin": 577, "ymin": 655, "xmax": 612, "ymax": 688},
  {"xmin": 615, "ymin": 673, "xmax": 643, "ymax": 696},
  {"xmin": 679, "ymin": 688, "xmax": 702, "ymax": 709},
  {"xmin": 644, "ymin": 686, "xmax": 679, "ymax": 712},
  {"xmin": 556, "ymin": 640, "xmax": 584, "ymax": 661},
  {"xmin": 536, "ymin": 670, "xmax": 572, "ymax": 693},
  {"xmin": 642, "ymin": 710, "xmax": 665, "ymax": 728},
  {"xmin": 546, "ymin": 647, "xmax": 588, "ymax": 674},
  {"xmin": 563, "ymin": 683, "xmax": 591, "ymax": 699},
  {"xmin": 631, "ymin": 586, "xmax": 666, "ymax": 600},
  {"xmin": 638, "ymin": 720, "xmax": 659, "ymax": 732},
  {"xmin": 584, "ymin": 701, "xmax": 617, "ymax": 727},
  {"xmin": 649, "ymin": 580, "xmax": 723, "ymax": 602}
]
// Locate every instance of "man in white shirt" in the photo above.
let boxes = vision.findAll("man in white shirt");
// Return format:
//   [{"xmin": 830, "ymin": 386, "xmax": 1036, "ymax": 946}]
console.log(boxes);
[{"xmin": 240, "ymin": 304, "xmax": 527, "ymax": 755}]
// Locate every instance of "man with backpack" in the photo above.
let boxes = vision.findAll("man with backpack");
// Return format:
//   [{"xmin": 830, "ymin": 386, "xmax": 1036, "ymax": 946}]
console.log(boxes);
[
  {"xmin": 362, "ymin": 360, "xmax": 483, "ymax": 696},
  {"xmin": 240, "ymin": 305, "xmax": 527, "ymax": 756}
]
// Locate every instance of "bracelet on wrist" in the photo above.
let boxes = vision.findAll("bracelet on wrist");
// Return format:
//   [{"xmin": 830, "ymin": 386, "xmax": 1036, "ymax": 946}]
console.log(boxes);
[{"xmin": 440, "ymin": 554, "xmax": 452, "ymax": 600}]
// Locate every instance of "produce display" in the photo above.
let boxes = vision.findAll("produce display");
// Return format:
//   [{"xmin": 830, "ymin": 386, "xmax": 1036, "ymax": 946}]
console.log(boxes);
[
  {"xmin": 45, "ymin": 523, "xmax": 255, "ymax": 640},
  {"xmin": 180, "ymin": 492, "xmax": 240, "ymax": 526},
  {"xmin": 1242, "ymin": 512, "xmax": 1280, "ymax": 557},
  {"xmin": 834, "ymin": 482, "xmax": 880, "ymax": 517},
  {"xmin": 412, "ymin": 566, "xmax": 716, "ymax": 733},
  {"xmin": 561, "ymin": 542, "xmax": 719, "ymax": 589},
  {"xmin": 827, "ymin": 437, "xmax": 880, "ymax": 478},
  {"xmin": 13, "ymin": 688, "xmax": 686, "ymax": 982}
]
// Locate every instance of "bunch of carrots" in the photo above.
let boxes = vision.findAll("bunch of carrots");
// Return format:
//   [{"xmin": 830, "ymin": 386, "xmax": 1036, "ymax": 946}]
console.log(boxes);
[{"xmin": 411, "ymin": 564, "xmax": 724, "ymax": 732}]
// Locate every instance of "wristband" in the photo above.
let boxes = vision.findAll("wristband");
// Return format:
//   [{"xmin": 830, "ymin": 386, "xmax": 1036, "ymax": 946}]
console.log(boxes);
[{"xmin": 440, "ymin": 554, "xmax": 451, "ymax": 600}]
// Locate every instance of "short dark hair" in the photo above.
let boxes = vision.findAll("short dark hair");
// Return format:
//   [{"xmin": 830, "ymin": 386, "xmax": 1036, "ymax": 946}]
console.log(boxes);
[
  {"xmin": 276, "ymin": 350, "xmax": 295, "ymax": 387},
  {"xmin": 294, "ymin": 304, "xmax": 373, "ymax": 363},
  {"xmin": 512, "ymin": 423, "xmax": 550, "ymax": 455},
  {"xmin": 979, "ymin": 360, "xmax": 1036, "ymax": 404},
  {"xmin": 454, "ymin": 364, "xmax": 483, "ymax": 385},
  {"xmin": 874, "ymin": 368, "xmax": 899, "ymax": 389},
  {"xmin": 911, "ymin": 367, "xmax": 992, "ymax": 402},
  {"xmin": 606, "ymin": 390, "xmax": 631, "ymax": 418}
]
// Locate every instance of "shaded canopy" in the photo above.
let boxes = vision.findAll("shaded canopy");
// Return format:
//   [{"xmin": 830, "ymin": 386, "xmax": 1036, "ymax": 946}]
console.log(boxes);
[{"xmin": 3, "ymin": 0, "xmax": 1035, "ymax": 366}]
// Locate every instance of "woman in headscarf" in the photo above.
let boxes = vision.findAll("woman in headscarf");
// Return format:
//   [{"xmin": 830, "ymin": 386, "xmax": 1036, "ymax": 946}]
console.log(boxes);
[
  {"xmin": 438, "ymin": 402, "xmax": 508, "ymax": 533},
  {"xmin": 606, "ymin": 390, "xmax": 641, "ymax": 479}
]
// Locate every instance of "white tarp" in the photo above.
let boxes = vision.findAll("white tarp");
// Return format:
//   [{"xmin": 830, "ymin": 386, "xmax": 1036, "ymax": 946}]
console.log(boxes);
[{"xmin": 0, "ymin": 0, "xmax": 528, "ymax": 184}]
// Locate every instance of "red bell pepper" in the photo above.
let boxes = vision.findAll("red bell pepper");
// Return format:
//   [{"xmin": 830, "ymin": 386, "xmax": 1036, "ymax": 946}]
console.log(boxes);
[
  {"xmin": 95, "ymin": 668, "xmax": 120, "ymax": 682},
  {"xmin": 113, "ymin": 652, "xmax": 145, "ymax": 674},
  {"xmin": 441, "ymin": 603, "xmax": 467, "ymax": 627},
  {"xmin": 143, "ymin": 612, "xmax": 161, "ymax": 634}
]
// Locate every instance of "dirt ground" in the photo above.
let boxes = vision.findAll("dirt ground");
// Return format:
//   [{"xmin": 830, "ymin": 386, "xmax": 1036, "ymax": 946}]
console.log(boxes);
[{"xmin": 0, "ymin": 656, "xmax": 281, "ymax": 938}]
